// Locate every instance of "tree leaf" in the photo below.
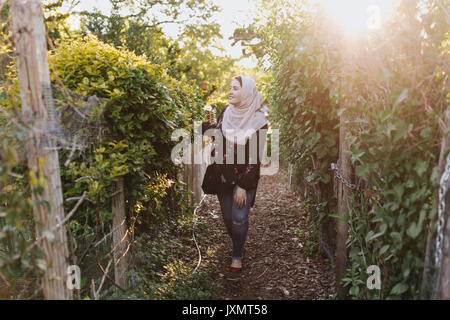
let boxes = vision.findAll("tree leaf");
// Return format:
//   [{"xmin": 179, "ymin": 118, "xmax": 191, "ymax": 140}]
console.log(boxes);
[{"xmin": 390, "ymin": 282, "xmax": 408, "ymax": 295}]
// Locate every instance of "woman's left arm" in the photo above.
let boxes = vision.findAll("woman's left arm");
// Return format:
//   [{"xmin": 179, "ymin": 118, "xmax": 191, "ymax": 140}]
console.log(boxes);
[{"xmin": 236, "ymin": 124, "xmax": 268, "ymax": 191}]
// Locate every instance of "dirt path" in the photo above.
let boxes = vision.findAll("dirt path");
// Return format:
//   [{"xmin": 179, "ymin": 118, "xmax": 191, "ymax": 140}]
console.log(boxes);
[{"xmin": 196, "ymin": 166, "xmax": 335, "ymax": 300}]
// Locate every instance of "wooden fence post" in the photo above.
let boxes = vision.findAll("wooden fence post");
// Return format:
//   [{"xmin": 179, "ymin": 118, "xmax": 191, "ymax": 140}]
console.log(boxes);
[
  {"xmin": 193, "ymin": 153, "xmax": 203, "ymax": 204},
  {"xmin": 187, "ymin": 143, "xmax": 194, "ymax": 206},
  {"xmin": 182, "ymin": 108, "xmax": 217, "ymax": 206},
  {"xmin": 111, "ymin": 178, "xmax": 129, "ymax": 289},
  {"xmin": 192, "ymin": 131, "xmax": 203, "ymax": 204},
  {"xmin": 10, "ymin": 0, "xmax": 72, "ymax": 299},
  {"xmin": 187, "ymin": 118, "xmax": 212, "ymax": 206},
  {"xmin": 335, "ymin": 84, "xmax": 353, "ymax": 299},
  {"xmin": 437, "ymin": 167, "xmax": 450, "ymax": 298},
  {"xmin": 430, "ymin": 109, "xmax": 450, "ymax": 299}
]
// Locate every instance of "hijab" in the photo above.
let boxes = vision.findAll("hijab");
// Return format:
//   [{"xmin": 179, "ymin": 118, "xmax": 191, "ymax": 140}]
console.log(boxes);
[{"xmin": 221, "ymin": 75, "xmax": 268, "ymax": 145}]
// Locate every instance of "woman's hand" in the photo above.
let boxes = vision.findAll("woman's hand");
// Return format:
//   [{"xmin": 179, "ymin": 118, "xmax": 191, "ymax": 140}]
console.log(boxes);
[{"xmin": 234, "ymin": 186, "xmax": 247, "ymax": 208}]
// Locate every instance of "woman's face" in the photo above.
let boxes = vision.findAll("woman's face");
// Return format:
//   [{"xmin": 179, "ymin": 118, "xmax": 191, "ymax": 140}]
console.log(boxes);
[{"xmin": 228, "ymin": 78, "xmax": 242, "ymax": 106}]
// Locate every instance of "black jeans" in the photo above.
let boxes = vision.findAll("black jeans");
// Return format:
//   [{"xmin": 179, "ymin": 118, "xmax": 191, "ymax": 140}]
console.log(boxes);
[{"xmin": 217, "ymin": 184, "xmax": 257, "ymax": 260}]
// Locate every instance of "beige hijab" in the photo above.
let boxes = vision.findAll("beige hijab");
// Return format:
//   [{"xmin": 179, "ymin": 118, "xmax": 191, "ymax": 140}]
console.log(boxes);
[{"xmin": 221, "ymin": 75, "xmax": 268, "ymax": 145}]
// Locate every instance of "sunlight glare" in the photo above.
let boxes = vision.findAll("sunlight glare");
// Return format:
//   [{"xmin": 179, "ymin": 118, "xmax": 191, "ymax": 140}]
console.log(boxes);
[{"xmin": 318, "ymin": 0, "xmax": 397, "ymax": 35}]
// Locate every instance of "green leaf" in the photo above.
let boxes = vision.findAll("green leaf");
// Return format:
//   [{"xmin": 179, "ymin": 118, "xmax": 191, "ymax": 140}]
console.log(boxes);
[
  {"xmin": 379, "ymin": 245, "xmax": 390, "ymax": 256},
  {"xmin": 414, "ymin": 160, "xmax": 427, "ymax": 177},
  {"xmin": 390, "ymin": 232, "xmax": 402, "ymax": 243},
  {"xmin": 393, "ymin": 120, "xmax": 407, "ymax": 142},
  {"xmin": 392, "ymin": 184, "xmax": 404, "ymax": 202},
  {"xmin": 349, "ymin": 285, "xmax": 360, "ymax": 297},
  {"xmin": 420, "ymin": 127, "xmax": 432, "ymax": 139},
  {"xmin": 365, "ymin": 223, "xmax": 387, "ymax": 243},
  {"xmin": 356, "ymin": 164, "xmax": 370, "ymax": 180},
  {"xmin": 386, "ymin": 123, "xmax": 396, "ymax": 138},
  {"xmin": 406, "ymin": 222, "xmax": 421, "ymax": 239},
  {"xmin": 365, "ymin": 231, "xmax": 375, "ymax": 243},
  {"xmin": 390, "ymin": 282, "xmax": 408, "ymax": 295}
]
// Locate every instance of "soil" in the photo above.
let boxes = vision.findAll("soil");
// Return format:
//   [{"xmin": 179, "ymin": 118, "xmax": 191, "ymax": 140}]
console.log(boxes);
[{"xmin": 196, "ymin": 165, "xmax": 336, "ymax": 300}]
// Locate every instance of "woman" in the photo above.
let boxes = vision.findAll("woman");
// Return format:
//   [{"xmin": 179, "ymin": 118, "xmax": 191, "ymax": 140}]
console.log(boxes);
[{"xmin": 202, "ymin": 75, "xmax": 268, "ymax": 272}]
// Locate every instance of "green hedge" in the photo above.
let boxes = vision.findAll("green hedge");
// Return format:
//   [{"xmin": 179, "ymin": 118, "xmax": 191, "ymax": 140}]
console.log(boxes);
[
  {"xmin": 47, "ymin": 35, "xmax": 207, "ymax": 298},
  {"xmin": 49, "ymin": 34, "xmax": 205, "ymax": 225},
  {"xmin": 255, "ymin": 0, "xmax": 449, "ymax": 299}
]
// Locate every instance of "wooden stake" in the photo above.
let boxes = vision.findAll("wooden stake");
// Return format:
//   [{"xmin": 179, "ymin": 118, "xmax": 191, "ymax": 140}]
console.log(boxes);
[
  {"xmin": 10, "ymin": 0, "xmax": 72, "ymax": 300},
  {"xmin": 437, "ymin": 168, "xmax": 450, "ymax": 298},
  {"xmin": 186, "ymin": 143, "xmax": 194, "ymax": 206},
  {"xmin": 111, "ymin": 178, "xmax": 129, "ymax": 289},
  {"xmin": 335, "ymin": 86, "xmax": 353, "ymax": 299},
  {"xmin": 430, "ymin": 109, "xmax": 450, "ymax": 299}
]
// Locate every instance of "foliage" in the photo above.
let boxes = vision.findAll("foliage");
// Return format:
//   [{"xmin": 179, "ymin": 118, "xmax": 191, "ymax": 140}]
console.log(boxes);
[
  {"xmin": 0, "ymin": 124, "xmax": 43, "ymax": 299},
  {"xmin": 242, "ymin": 0, "xmax": 449, "ymax": 299},
  {"xmin": 245, "ymin": 0, "xmax": 340, "ymax": 262},
  {"xmin": 79, "ymin": 0, "xmax": 236, "ymax": 102},
  {"xmin": 42, "ymin": 0, "xmax": 77, "ymax": 42},
  {"xmin": 338, "ymin": 0, "xmax": 448, "ymax": 299},
  {"xmin": 50, "ymin": 34, "xmax": 204, "ymax": 192},
  {"xmin": 0, "ymin": 5, "xmax": 44, "ymax": 298},
  {"xmin": 1, "ymin": 26, "xmax": 210, "ymax": 297},
  {"xmin": 295, "ymin": 198, "xmax": 328, "ymax": 259},
  {"xmin": 102, "ymin": 214, "xmax": 215, "ymax": 300},
  {"xmin": 0, "ymin": 0, "xmax": 238, "ymax": 298}
]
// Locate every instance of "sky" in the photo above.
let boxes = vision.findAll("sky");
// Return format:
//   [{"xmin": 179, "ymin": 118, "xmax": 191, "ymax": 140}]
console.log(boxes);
[
  {"xmin": 66, "ymin": 0, "xmax": 259, "ymax": 67},
  {"xmin": 314, "ymin": 0, "xmax": 397, "ymax": 33},
  {"xmin": 65, "ymin": 0, "xmax": 399, "ymax": 69}
]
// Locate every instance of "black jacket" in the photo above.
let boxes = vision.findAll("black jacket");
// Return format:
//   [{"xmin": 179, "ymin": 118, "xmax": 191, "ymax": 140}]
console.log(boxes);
[{"xmin": 201, "ymin": 105, "xmax": 268, "ymax": 207}]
